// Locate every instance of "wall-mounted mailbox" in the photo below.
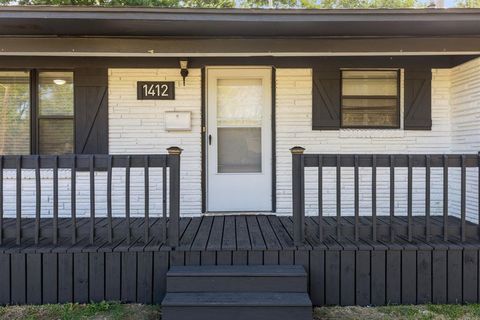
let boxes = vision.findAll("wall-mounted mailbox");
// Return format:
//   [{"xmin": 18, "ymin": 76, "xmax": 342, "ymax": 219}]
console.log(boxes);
[{"xmin": 165, "ymin": 111, "xmax": 192, "ymax": 131}]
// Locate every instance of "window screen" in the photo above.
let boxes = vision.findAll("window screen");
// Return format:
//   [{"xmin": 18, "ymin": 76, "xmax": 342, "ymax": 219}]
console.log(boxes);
[
  {"xmin": 38, "ymin": 71, "xmax": 74, "ymax": 154},
  {"xmin": 341, "ymin": 70, "xmax": 399, "ymax": 128},
  {"xmin": 0, "ymin": 71, "xmax": 31, "ymax": 155}
]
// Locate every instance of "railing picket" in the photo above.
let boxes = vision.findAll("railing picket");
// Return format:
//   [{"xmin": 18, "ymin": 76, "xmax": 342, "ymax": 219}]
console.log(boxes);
[
  {"xmin": 162, "ymin": 164, "xmax": 167, "ymax": 244},
  {"xmin": 336, "ymin": 155, "xmax": 341, "ymax": 240},
  {"xmin": 478, "ymin": 152, "xmax": 480, "ymax": 238},
  {"xmin": 126, "ymin": 155, "xmax": 131, "ymax": 245},
  {"xmin": 390, "ymin": 155, "xmax": 395, "ymax": 242},
  {"xmin": 89, "ymin": 155, "xmax": 95, "ymax": 245},
  {"xmin": 461, "ymin": 155, "xmax": 466, "ymax": 242},
  {"xmin": 407, "ymin": 155, "xmax": 413, "ymax": 242},
  {"xmin": 317, "ymin": 155, "xmax": 323, "ymax": 242},
  {"xmin": 16, "ymin": 156, "xmax": 21, "ymax": 245},
  {"xmin": 35, "ymin": 156, "xmax": 41, "ymax": 245},
  {"xmin": 443, "ymin": 155, "xmax": 449, "ymax": 242},
  {"xmin": 71, "ymin": 155, "xmax": 77, "ymax": 244},
  {"xmin": 354, "ymin": 155, "xmax": 359, "ymax": 242},
  {"xmin": 372, "ymin": 155, "xmax": 377, "ymax": 242},
  {"xmin": 167, "ymin": 147, "xmax": 182, "ymax": 248},
  {"xmin": 425, "ymin": 155, "xmax": 431, "ymax": 242},
  {"xmin": 144, "ymin": 155, "xmax": 150, "ymax": 243},
  {"xmin": 53, "ymin": 156, "xmax": 59, "ymax": 245},
  {"xmin": 107, "ymin": 155, "xmax": 113, "ymax": 243},
  {"xmin": 0, "ymin": 156, "xmax": 3, "ymax": 245}
]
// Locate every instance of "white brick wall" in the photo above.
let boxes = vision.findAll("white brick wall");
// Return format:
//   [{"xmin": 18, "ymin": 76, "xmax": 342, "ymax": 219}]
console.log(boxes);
[
  {"xmin": 109, "ymin": 68, "xmax": 202, "ymax": 216},
  {"xmin": 275, "ymin": 68, "xmax": 460, "ymax": 217},
  {"xmin": 1, "ymin": 62, "xmax": 479, "ymax": 219},
  {"xmin": 450, "ymin": 58, "xmax": 480, "ymax": 221}
]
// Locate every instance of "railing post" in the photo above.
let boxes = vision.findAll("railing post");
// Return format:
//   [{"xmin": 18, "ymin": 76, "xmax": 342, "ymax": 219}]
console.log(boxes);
[
  {"xmin": 167, "ymin": 146, "xmax": 183, "ymax": 248},
  {"xmin": 291, "ymin": 146, "xmax": 305, "ymax": 246}
]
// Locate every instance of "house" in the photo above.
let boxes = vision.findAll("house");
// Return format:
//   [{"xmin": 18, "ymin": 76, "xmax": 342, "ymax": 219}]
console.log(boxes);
[{"xmin": 0, "ymin": 5, "xmax": 480, "ymax": 319}]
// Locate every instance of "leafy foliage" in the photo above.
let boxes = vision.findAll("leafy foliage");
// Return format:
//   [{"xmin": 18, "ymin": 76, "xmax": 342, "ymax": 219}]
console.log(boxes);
[
  {"xmin": 456, "ymin": 0, "xmax": 480, "ymax": 7},
  {"xmin": 0, "ymin": 0, "xmax": 430, "ymax": 7}
]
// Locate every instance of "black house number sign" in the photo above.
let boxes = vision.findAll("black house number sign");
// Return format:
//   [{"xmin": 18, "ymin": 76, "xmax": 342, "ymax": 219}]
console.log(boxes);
[{"xmin": 137, "ymin": 81, "xmax": 175, "ymax": 100}]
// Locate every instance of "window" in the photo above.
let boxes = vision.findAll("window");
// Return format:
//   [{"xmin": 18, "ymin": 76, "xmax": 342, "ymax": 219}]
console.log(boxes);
[
  {"xmin": 0, "ymin": 70, "xmax": 74, "ymax": 155},
  {"xmin": 38, "ymin": 72, "xmax": 74, "ymax": 154},
  {"xmin": 341, "ymin": 70, "xmax": 400, "ymax": 129},
  {"xmin": 0, "ymin": 71, "xmax": 31, "ymax": 155}
]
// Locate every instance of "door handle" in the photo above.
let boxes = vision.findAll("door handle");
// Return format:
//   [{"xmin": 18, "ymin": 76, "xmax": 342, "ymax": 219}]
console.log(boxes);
[{"xmin": 208, "ymin": 134, "xmax": 212, "ymax": 145}]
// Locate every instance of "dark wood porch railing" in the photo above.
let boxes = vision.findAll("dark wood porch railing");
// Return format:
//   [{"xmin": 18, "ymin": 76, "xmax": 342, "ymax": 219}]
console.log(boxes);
[
  {"xmin": 291, "ymin": 146, "xmax": 480, "ymax": 245},
  {"xmin": 0, "ymin": 146, "xmax": 182, "ymax": 248}
]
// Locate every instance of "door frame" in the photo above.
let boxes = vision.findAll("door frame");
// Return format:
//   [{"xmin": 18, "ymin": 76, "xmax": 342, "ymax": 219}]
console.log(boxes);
[{"xmin": 201, "ymin": 66, "xmax": 276, "ymax": 213}]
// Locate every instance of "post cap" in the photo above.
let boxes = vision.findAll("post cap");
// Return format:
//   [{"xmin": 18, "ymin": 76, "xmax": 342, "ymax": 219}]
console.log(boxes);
[
  {"xmin": 167, "ymin": 146, "xmax": 183, "ymax": 155},
  {"xmin": 290, "ymin": 146, "xmax": 305, "ymax": 155}
]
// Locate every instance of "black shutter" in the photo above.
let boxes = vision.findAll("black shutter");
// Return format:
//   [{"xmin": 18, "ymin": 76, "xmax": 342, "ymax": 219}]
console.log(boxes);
[
  {"xmin": 74, "ymin": 68, "xmax": 108, "ymax": 154},
  {"xmin": 404, "ymin": 69, "xmax": 432, "ymax": 130},
  {"xmin": 312, "ymin": 68, "xmax": 341, "ymax": 130}
]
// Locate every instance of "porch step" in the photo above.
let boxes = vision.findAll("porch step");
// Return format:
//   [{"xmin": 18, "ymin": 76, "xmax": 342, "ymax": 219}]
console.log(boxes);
[
  {"xmin": 161, "ymin": 265, "xmax": 312, "ymax": 320},
  {"xmin": 166, "ymin": 265, "xmax": 308, "ymax": 292}
]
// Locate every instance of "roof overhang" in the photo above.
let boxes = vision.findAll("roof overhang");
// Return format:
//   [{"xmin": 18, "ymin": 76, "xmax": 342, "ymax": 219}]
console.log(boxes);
[{"xmin": 1, "ymin": 6, "xmax": 480, "ymax": 37}]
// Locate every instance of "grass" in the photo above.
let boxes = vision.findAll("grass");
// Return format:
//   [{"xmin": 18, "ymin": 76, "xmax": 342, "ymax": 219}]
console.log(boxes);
[
  {"xmin": 1, "ymin": 302, "xmax": 480, "ymax": 319},
  {"xmin": 0, "ymin": 302, "xmax": 161, "ymax": 320}
]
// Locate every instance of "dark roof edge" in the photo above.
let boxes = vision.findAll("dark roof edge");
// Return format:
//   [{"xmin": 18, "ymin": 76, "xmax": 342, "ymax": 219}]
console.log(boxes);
[{"xmin": 1, "ymin": 5, "xmax": 480, "ymax": 15}]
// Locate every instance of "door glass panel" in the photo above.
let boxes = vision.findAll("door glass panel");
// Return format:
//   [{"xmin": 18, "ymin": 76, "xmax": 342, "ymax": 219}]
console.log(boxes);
[
  {"xmin": 217, "ymin": 79, "xmax": 263, "ymax": 126},
  {"xmin": 216, "ymin": 77, "xmax": 263, "ymax": 173},
  {"xmin": 218, "ymin": 128, "xmax": 261, "ymax": 173}
]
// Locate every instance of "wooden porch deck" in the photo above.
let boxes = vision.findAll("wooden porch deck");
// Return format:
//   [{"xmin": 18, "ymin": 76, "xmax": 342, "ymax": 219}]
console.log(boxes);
[
  {"xmin": 1, "ymin": 215, "xmax": 479, "ymax": 253},
  {"xmin": 1, "ymin": 215, "xmax": 480, "ymax": 306}
]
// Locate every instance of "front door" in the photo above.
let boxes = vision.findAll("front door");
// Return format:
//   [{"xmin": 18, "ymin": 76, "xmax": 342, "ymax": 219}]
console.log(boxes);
[{"xmin": 207, "ymin": 68, "xmax": 272, "ymax": 212}]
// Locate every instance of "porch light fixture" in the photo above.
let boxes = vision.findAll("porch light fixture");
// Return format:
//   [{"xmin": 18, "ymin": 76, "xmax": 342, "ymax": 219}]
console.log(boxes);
[
  {"xmin": 53, "ymin": 79, "xmax": 66, "ymax": 85},
  {"xmin": 179, "ymin": 59, "xmax": 189, "ymax": 86}
]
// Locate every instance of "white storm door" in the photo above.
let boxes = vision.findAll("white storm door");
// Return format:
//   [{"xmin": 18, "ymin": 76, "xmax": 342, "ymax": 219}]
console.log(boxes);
[{"xmin": 207, "ymin": 68, "xmax": 272, "ymax": 212}]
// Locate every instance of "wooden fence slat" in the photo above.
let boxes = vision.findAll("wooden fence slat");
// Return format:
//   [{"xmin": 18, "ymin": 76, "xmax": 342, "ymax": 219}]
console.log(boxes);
[
  {"xmin": 417, "ymin": 250, "xmax": 432, "ymax": 304},
  {"xmin": 89, "ymin": 252, "xmax": 105, "ymax": 302},
  {"xmin": 386, "ymin": 250, "xmax": 401, "ymax": 304},
  {"xmin": 325, "ymin": 250, "xmax": 340, "ymax": 305},
  {"xmin": 0, "ymin": 253, "xmax": 10, "ymax": 304},
  {"xmin": 447, "ymin": 249, "xmax": 462, "ymax": 303},
  {"xmin": 58, "ymin": 253, "xmax": 73, "ymax": 303},
  {"xmin": 121, "ymin": 252, "xmax": 137, "ymax": 302},
  {"xmin": 11, "ymin": 253, "xmax": 26, "ymax": 304},
  {"xmin": 432, "ymin": 249, "xmax": 447, "ymax": 304},
  {"xmin": 105, "ymin": 252, "xmax": 121, "ymax": 301},
  {"xmin": 42, "ymin": 253, "xmax": 58, "ymax": 304},
  {"xmin": 371, "ymin": 250, "xmax": 386, "ymax": 306},
  {"xmin": 26, "ymin": 253, "xmax": 42, "ymax": 304},
  {"xmin": 463, "ymin": 249, "xmax": 478, "ymax": 303},
  {"xmin": 356, "ymin": 250, "xmax": 370, "ymax": 306},
  {"xmin": 73, "ymin": 253, "xmax": 89, "ymax": 303},
  {"xmin": 137, "ymin": 252, "xmax": 153, "ymax": 304}
]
